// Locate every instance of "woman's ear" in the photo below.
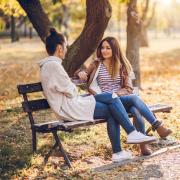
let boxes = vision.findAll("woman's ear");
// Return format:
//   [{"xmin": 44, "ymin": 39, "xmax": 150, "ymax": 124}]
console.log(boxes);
[{"xmin": 57, "ymin": 44, "xmax": 62, "ymax": 53}]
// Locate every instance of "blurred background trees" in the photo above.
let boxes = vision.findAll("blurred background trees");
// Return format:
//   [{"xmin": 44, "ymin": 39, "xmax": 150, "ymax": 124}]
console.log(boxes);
[
  {"xmin": 0, "ymin": 0, "xmax": 26, "ymax": 42},
  {"xmin": 1, "ymin": 0, "xmax": 180, "ymax": 43},
  {"xmin": 0, "ymin": 0, "xmax": 180, "ymax": 86}
]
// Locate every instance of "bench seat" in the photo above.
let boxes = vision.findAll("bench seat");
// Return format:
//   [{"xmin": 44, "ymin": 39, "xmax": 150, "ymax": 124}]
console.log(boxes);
[{"xmin": 33, "ymin": 104, "xmax": 172, "ymax": 133}]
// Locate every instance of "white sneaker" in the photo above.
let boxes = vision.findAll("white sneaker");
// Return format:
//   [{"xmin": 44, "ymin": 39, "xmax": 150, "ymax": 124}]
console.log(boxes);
[
  {"xmin": 127, "ymin": 130, "xmax": 156, "ymax": 144},
  {"xmin": 112, "ymin": 150, "xmax": 132, "ymax": 163}
]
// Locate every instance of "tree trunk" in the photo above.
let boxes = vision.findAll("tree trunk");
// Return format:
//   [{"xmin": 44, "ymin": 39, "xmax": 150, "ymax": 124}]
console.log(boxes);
[
  {"xmin": 11, "ymin": 15, "xmax": 19, "ymax": 42},
  {"xmin": 140, "ymin": 0, "xmax": 156, "ymax": 48},
  {"xmin": 24, "ymin": 21, "xmax": 27, "ymax": 37},
  {"xmin": 126, "ymin": 0, "xmax": 141, "ymax": 88},
  {"xmin": 140, "ymin": 25, "xmax": 148, "ymax": 47},
  {"xmin": 140, "ymin": 0, "xmax": 149, "ymax": 47},
  {"xmin": 17, "ymin": 0, "xmax": 52, "ymax": 42},
  {"xmin": 29, "ymin": 27, "xmax": 33, "ymax": 39},
  {"xmin": 63, "ymin": 0, "xmax": 112, "ymax": 76}
]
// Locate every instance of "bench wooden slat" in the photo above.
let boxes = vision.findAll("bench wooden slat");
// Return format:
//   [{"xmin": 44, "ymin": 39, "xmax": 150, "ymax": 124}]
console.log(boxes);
[
  {"xmin": 33, "ymin": 121, "xmax": 68, "ymax": 133},
  {"xmin": 62, "ymin": 119, "xmax": 106, "ymax": 129},
  {"xmin": 17, "ymin": 82, "xmax": 42, "ymax": 94},
  {"xmin": 17, "ymin": 80, "xmax": 86, "ymax": 95},
  {"xmin": 33, "ymin": 119, "xmax": 106, "ymax": 133},
  {"xmin": 22, "ymin": 99, "xmax": 49, "ymax": 112},
  {"xmin": 148, "ymin": 104, "xmax": 172, "ymax": 113}
]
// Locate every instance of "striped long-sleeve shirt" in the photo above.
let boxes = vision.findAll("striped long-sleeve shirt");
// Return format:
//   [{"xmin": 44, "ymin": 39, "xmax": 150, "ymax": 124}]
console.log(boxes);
[{"xmin": 97, "ymin": 63, "xmax": 121, "ymax": 93}]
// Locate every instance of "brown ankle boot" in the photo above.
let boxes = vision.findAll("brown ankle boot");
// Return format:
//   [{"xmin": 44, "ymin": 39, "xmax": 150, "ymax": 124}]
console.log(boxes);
[
  {"xmin": 140, "ymin": 144, "xmax": 151, "ymax": 156},
  {"xmin": 152, "ymin": 120, "xmax": 172, "ymax": 138}
]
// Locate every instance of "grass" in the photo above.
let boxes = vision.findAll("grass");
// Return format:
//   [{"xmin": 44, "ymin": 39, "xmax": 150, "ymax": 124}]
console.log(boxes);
[{"xmin": 0, "ymin": 37, "xmax": 180, "ymax": 179}]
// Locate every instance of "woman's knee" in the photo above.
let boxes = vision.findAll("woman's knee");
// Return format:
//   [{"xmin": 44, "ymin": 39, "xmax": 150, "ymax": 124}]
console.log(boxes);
[
  {"xmin": 94, "ymin": 102, "xmax": 111, "ymax": 119},
  {"xmin": 94, "ymin": 92, "xmax": 119, "ymax": 104},
  {"xmin": 129, "ymin": 107, "xmax": 143, "ymax": 123},
  {"xmin": 129, "ymin": 106, "xmax": 139, "ymax": 116},
  {"xmin": 130, "ymin": 94, "xmax": 141, "ymax": 104},
  {"xmin": 107, "ymin": 116, "xmax": 119, "ymax": 128},
  {"xmin": 109, "ymin": 98, "xmax": 127, "ymax": 112}
]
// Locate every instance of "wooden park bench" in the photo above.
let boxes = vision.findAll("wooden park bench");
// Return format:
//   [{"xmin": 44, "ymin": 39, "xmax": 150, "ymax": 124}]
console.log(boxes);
[{"xmin": 17, "ymin": 79, "xmax": 172, "ymax": 168}]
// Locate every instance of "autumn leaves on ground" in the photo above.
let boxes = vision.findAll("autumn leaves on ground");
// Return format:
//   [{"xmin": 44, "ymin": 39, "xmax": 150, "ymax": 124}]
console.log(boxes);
[{"xmin": 0, "ymin": 37, "xmax": 179, "ymax": 179}]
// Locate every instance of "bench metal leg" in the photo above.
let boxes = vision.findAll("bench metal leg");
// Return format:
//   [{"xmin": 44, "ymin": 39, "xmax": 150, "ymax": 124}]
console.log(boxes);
[
  {"xmin": 52, "ymin": 131, "xmax": 72, "ymax": 168},
  {"xmin": 32, "ymin": 129, "xmax": 37, "ymax": 152},
  {"xmin": 44, "ymin": 142, "xmax": 58, "ymax": 163}
]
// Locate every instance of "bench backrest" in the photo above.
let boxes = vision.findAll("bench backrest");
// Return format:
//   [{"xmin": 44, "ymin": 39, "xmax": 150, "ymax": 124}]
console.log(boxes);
[
  {"xmin": 17, "ymin": 79, "xmax": 87, "ymax": 126},
  {"xmin": 17, "ymin": 82, "xmax": 48, "ymax": 126},
  {"xmin": 17, "ymin": 82, "xmax": 49, "ymax": 110}
]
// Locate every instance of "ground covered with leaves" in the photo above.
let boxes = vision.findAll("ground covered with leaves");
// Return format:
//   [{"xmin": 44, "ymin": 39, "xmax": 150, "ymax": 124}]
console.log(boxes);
[{"xmin": 0, "ymin": 38, "xmax": 179, "ymax": 179}]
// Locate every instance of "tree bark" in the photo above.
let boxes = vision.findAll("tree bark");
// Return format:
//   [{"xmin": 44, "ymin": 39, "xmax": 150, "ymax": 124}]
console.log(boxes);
[
  {"xmin": 63, "ymin": 0, "xmax": 112, "ymax": 76},
  {"xmin": 126, "ymin": 0, "xmax": 141, "ymax": 88},
  {"xmin": 140, "ymin": 26, "xmax": 148, "ymax": 47},
  {"xmin": 17, "ymin": 0, "xmax": 52, "ymax": 42}
]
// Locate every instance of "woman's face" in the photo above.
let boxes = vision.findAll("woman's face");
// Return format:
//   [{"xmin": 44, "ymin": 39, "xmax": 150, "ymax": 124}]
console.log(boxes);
[
  {"xmin": 58, "ymin": 40, "xmax": 67, "ymax": 59},
  {"xmin": 101, "ymin": 41, "xmax": 112, "ymax": 60}
]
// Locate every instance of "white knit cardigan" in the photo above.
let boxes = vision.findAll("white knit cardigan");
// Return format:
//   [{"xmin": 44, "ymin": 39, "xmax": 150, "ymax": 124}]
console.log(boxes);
[{"xmin": 39, "ymin": 56, "xmax": 96, "ymax": 121}]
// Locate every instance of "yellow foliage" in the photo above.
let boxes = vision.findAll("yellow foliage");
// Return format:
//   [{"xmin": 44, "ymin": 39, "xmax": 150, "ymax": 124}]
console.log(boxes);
[{"xmin": 0, "ymin": 0, "xmax": 26, "ymax": 17}]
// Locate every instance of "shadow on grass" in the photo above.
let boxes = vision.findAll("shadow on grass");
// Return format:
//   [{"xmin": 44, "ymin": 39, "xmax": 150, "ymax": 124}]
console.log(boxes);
[
  {"xmin": 0, "ymin": 107, "xmax": 59, "ymax": 178},
  {"xmin": 0, "ymin": 107, "xmax": 34, "ymax": 178},
  {"xmin": 0, "ymin": 107, "xmax": 100, "ymax": 179}
]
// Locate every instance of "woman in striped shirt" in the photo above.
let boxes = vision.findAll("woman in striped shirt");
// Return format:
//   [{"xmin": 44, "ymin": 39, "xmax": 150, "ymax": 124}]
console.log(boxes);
[{"xmin": 77, "ymin": 37, "xmax": 172, "ymax": 156}]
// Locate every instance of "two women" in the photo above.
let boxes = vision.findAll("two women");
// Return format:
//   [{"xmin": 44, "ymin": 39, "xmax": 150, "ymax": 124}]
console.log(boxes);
[
  {"xmin": 39, "ymin": 29, "xmax": 156, "ymax": 163},
  {"xmin": 76, "ymin": 37, "xmax": 172, "ymax": 155}
]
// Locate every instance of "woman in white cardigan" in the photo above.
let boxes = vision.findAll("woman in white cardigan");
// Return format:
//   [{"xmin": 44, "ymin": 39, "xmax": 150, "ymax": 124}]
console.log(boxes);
[{"xmin": 39, "ymin": 28, "xmax": 156, "ymax": 162}]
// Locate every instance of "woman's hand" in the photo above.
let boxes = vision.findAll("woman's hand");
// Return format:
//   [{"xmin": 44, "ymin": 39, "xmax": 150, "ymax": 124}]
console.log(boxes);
[
  {"xmin": 77, "ymin": 71, "xmax": 88, "ymax": 81},
  {"xmin": 117, "ymin": 88, "xmax": 131, "ymax": 96}
]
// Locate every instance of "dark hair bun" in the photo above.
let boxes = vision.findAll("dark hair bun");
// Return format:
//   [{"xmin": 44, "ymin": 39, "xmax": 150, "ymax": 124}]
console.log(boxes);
[{"xmin": 49, "ymin": 27, "xmax": 57, "ymax": 36}]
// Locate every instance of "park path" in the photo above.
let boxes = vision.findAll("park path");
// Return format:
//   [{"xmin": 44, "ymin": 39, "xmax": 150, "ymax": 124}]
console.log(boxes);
[
  {"xmin": 108, "ymin": 147, "xmax": 180, "ymax": 179},
  {"xmin": 92, "ymin": 145, "xmax": 180, "ymax": 180}
]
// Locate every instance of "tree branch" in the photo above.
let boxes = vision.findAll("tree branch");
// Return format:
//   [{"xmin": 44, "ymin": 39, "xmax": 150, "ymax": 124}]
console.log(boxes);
[
  {"xmin": 17, "ymin": 0, "xmax": 52, "ymax": 42},
  {"xmin": 63, "ymin": 0, "xmax": 112, "ymax": 76},
  {"xmin": 141, "ymin": 0, "xmax": 149, "ymax": 22},
  {"xmin": 145, "ymin": 1, "xmax": 156, "ymax": 28}
]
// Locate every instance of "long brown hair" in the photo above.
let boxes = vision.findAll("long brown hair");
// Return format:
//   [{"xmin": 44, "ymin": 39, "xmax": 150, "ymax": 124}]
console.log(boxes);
[{"xmin": 96, "ymin": 37, "xmax": 132, "ymax": 78}]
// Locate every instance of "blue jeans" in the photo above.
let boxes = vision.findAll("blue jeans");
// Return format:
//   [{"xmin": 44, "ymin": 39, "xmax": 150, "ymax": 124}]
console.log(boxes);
[
  {"xmin": 93, "ymin": 93, "xmax": 135, "ymax": 153},
  {"xmin": 119, "ymin": 95, "xmax": 156, "ymax": 126},
  {"xmin": 128, "ymin": 106, "xmax": 145, "ymax": 134}
]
